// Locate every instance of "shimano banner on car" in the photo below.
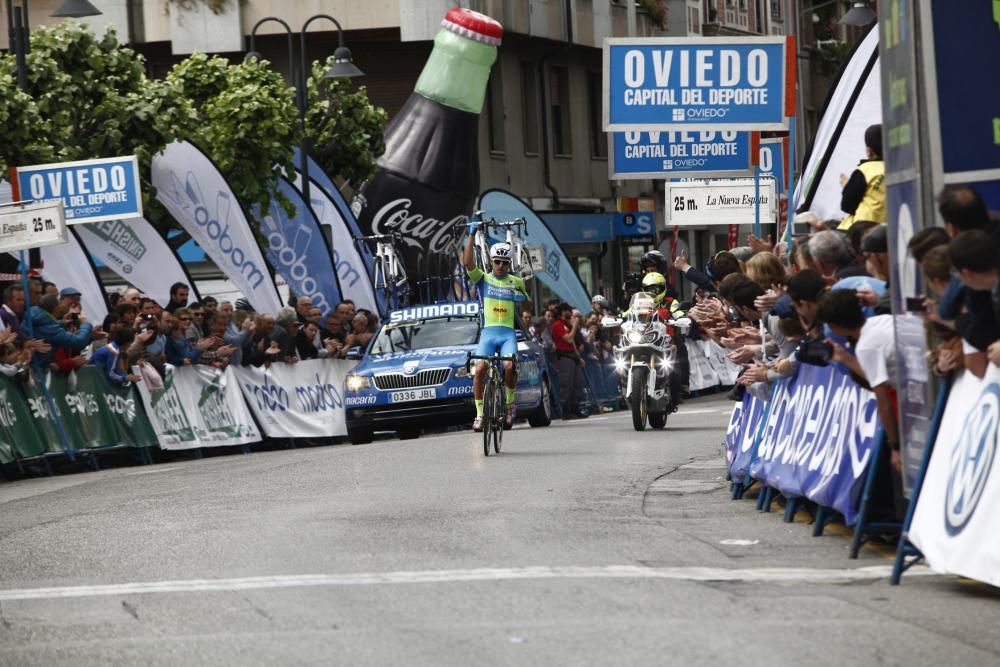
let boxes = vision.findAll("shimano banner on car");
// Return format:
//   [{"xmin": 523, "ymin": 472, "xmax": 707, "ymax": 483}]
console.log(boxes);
[
  {"xmin": 909, "ymin": 369, "xmax": 1000, "ymax": 587},
  {"xmin": 478, "ymin": 189, "xmax": 592, "ymax": 313},
  {"xmin": 151, "ymin": 140, "xmax": 283, "ymax": 315},
  {"xmin": 134, "ymin": 363, "xmax": 261, "ymax": 450},
  {"xmin": 76, "ymin": 216, "xmax": 198, "ymax": 308},
  {"xmin": 257, "ymin": 179, "xmax": 342, "ymax": 317},
  {"xmin": 233, "ymin": 359, "xmax": 354, "ymax": 438},
  {"xmin": 747, "ymin": 363, "xmax": 879, "ymax": 525}
]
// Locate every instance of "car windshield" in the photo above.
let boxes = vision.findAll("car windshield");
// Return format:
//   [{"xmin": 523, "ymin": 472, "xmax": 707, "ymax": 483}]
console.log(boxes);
[{"xmin": 368, "ymin": 318, "xmax": 480, "ymax": 355}]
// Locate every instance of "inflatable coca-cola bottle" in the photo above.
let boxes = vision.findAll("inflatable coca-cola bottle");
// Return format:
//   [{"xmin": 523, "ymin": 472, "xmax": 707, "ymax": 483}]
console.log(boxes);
[{"xmin": 352, "ymin": 8, "xmax": 502, "ymax": 299}]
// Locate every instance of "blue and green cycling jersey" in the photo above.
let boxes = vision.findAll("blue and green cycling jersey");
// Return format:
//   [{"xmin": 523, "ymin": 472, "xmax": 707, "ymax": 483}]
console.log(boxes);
[{"xmin": 467, "ymin": 266, "xmax": 529, "ymax": 328}]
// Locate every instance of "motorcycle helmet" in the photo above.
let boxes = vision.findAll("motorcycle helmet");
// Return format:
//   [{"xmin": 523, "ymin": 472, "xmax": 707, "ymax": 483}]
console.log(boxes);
[
  {"xmin": 641, "ymin": 272, "xmax": 667, "ymax": 305},
  {"xmin": 490, "ymin": 242, "xmax": 512, "ymax": 263},
  {"xmin": 639, "ymin": 250, "xmax": 669, "ymax": 275}
]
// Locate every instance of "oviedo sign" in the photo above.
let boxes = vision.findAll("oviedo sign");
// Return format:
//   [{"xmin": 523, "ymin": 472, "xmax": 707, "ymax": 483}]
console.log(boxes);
[
  {"xmin": 603, "ymin": 37, "xmax": 794, "ymax": 131},
  {"xmin": 609, "ymin": 130, "xmax": 756, "ymax": 180}
]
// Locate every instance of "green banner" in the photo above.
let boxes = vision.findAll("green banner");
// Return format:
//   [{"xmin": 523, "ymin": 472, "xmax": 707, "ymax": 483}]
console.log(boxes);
[
  {"xmin": 0, "ymin": 374, "xmax": 50, "ymax": 463},
  {"xmin": 51, "ymin": 367, "xmax": 157, "ymax": 450}
]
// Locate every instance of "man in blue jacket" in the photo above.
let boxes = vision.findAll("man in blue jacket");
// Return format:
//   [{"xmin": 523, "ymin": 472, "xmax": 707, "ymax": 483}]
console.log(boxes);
[{"xmin": 21, "ymin": 294, "xmax": 103, "ymax": 369}]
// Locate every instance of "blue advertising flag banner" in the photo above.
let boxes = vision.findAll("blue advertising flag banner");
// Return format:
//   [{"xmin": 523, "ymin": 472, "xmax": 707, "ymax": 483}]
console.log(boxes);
[
  {"xmin": 609, "ymin": 130, "xmax": 754, "ymax": 180},
  {"xmin": 478, "ymin": 189, "xmax": 593, "ymax": 313},
  {"xmin": 613, "ymin": 212, "xmax": 656, "ymax": 238},
  {"xmin": 603, "ymin": 37, "xmax": 789, "ymax": 131},
  {"xmin": 12, "ymin": 156, "xmax": 142, "ymax": 225},
  {"xmin": 725, "ymin": 394, "xmax": 765, "ymax": 483},
  {"xmin": 924, "ymin": 0, "xmax": 1000, "ymax": 181},
  {"xmin": 258, "ymin": 179, "xmax": 343, "ymax": 318},
  {"xmin": 747, "ymin": 364, "xmax": 879, "ymax": 525}
]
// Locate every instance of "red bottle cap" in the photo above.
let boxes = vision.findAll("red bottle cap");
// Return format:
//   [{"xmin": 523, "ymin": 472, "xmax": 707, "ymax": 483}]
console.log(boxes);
[{"xmin": 441, "ymin": 7, "xmax": 503, "ymax": 46}]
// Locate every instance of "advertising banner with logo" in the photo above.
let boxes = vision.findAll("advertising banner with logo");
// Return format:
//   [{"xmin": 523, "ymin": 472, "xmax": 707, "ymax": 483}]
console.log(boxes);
[
  {"xmin": 49, "ymin": 368, "xmax": 157, "ymax": 451},
  {"xmin": 725, "ymin": 393, "xmax": 766, "ymax": 483},
  {"xmin": 609, "ymin": 130, "xmax": 755, "ymax": 180},
  {"xmin": 10, "ymin": 155, "xmax": 142, "ymax": 225},
  {"xmin": 0, "ymin": 374, "xmax": 53, "ymax": 464},
  {"xmin": 909, "ymin": 369, "xmax": 1000, "ymax": 587},
  {"xmin": 748, "ymin": 363, "xmax": 879, "ymax": 525},
  {"xmin": 613, "ymin": 211, "xmax": 655, "ymax": 238},
  {"xmin": 232, "ymin": 358, "xmax": 354, "ymax": 438},
  {"xmin": 667, "ymin": 179, "xmax": 776, "ymax": 226},
  {"xmin": 134, "ymin": 363, "xmax": 261, "ymax": 450},
  {"xmin": 257, "ymin": 179, "xmax": 342, "ymax": 318},
  {"xmin": 76, "ymin": 217, "xmax": 196, "ymax": 309},
  {"xmin": 603, "ymin": 37, "xmax": 791, "ymax": 131},
  {"xmin": 293, "ymin": 169, "xmax": 378, "ymax": 314},
  {"xmin": 152, "ymin": 141, "xmax": 283, "ymax": 315},
  {"xmin": 794, "ymin": 27, "xmax": 880, "ymax": 220}
]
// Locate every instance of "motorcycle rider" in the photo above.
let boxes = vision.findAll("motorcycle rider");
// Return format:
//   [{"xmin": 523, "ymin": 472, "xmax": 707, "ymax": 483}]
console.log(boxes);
[
  {"xmin": 640, "ymin": 271, "xmax": 686, "ymax": 410},
  {"xmin": 639, "ymin": 256, "xmax": 690, "ymax": 400}
]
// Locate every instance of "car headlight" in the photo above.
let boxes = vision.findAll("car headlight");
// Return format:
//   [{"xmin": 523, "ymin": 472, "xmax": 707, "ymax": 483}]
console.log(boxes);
[
  {"xmin": 345, "ymin": 374, "xmax": 371, "ymax": 392},
  {"xmin": 454, "ymin": 365, "xmax": 472, "ymax": 379}
]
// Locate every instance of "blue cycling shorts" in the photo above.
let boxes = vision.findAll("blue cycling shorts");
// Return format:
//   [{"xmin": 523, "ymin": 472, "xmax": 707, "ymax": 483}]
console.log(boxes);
[{"xmin": 476, "ymin": 325, "xmax": 518, "ymax": 359}]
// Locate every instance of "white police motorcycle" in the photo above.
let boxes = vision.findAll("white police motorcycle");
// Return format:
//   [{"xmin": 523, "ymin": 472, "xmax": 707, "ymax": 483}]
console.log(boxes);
[{"xmin": 603, "ymin": 292, "xmax": 690, "ymax": 431}]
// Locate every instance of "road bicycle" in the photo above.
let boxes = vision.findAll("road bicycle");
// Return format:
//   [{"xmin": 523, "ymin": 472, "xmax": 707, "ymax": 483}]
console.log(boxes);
[
  {"xmin": 465, "ymin": 211, "xmax": 533, "ymax": 280},
  {"xmin": 354, "ymin": 232, "xmax": 410, "ymax": 313},
  {"xmin": 466, "ymin": 352, "xmax": 517, "ymax": 456}
]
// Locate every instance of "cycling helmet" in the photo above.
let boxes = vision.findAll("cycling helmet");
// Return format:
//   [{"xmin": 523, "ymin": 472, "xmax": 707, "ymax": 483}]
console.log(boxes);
[
  {"xmin": 639, "ymin": 250, "xmax": 669, "ymax": 275},
  {"xmin": 641, "ymin": 272, "xmax": 668, "ymax": 305},
  {"xmin": 490, "ymin": 242, "xmax": 512, "ymax": 262}
]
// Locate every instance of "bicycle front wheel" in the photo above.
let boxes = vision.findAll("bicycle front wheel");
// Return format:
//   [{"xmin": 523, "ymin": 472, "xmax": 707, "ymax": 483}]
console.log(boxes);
[{"xmin": 482, "ymin": 378, "xmax": 494, "ymax": 457}]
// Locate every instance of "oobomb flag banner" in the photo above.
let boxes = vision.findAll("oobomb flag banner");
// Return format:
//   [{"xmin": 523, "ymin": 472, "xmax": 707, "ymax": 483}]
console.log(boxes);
[{"xmin": 152, "ymin": 141, "xmax": 283, "ymax": 315}]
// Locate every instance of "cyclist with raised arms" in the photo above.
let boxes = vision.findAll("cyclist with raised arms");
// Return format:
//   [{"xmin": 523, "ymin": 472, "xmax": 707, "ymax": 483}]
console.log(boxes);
[{"xmin": 464, "ymin": 218, "xmax": 531, "ymax": 432}]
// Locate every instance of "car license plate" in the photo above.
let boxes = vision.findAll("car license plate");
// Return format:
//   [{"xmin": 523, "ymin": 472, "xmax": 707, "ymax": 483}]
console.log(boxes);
[{"xmin": 390, "ymin": 388, "xmax": 436, "ymax": 402}]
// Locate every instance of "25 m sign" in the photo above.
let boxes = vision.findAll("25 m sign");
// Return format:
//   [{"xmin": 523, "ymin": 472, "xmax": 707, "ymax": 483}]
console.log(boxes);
[{"xmin": 603, "ymin": 37, "xmax": 795, "ymax": 132}]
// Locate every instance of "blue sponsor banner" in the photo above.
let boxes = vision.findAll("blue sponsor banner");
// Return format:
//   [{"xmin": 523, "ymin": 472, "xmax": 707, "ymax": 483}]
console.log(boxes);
[
  {"xmin": 539, "ymin": 213, "xmax": 614, "ymax": 244},
  {"xmin": 13, "ymin": 156, "xmax": 142, "ymax": 225},
  {"xmin": 604, "ymin": 37, "xmax": 789, "ymax": 131},
  {"xmin": 725, "ymin": 394, "xmax": 765, "ymax": 483},
  {"xmin": 613, "ymin": 212, "xmax": 655, "ymax": 238},
  {"xmin": 745, "ymin": 364, "xmax": 880, "ymax": 525},
  {"xmin": 610, "ymin": 130, "xmax": 754, "ymax": 180},
  {"xmin": 758, "ymin": 138, "xmax": 786, "ymax": 191},
  {"xmin": 258, "ymin": 179, "xmax": 342, "ymax": 317},
  {"xmin": 926, "ymin": 0, "xmax": 1000, "ymax": 180}
]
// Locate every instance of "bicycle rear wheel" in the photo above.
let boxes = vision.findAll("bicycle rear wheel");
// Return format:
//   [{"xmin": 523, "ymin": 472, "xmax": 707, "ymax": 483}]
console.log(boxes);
[{"xmin": 492, "ymin": 374, "xmax": 504, "ymax": 454}]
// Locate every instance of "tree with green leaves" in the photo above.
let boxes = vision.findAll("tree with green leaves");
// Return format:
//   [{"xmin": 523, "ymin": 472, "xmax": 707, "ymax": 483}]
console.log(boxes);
[{"xmin": 0, "ymin": 22, "xmax": 387, "ymax": 243}]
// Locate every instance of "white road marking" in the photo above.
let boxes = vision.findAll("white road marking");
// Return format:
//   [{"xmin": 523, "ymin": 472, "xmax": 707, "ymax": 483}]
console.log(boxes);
[
  {"xmin": 0, "ymin": 565, "xmax": 936, "ymax": 601},
  {"xmin": 677, "ymin": 408, "xmax": 733, "ymax": 415},
  {"xmin": 127, "ymin": 466, "xmax": 186, "ymax": 476},
  {"xmin": 719, "ymin": 539, "xmax": 760, "ymax": 546}
]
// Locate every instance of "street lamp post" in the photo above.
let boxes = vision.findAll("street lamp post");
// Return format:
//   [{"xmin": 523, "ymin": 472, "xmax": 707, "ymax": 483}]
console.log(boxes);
[
  {"xmin": 5, "ymin": 0, "xmax": 103, "ymax": 90},
  {"xmin": 247, "ymin": 14, "xmax": 364, "ymax": 206}
]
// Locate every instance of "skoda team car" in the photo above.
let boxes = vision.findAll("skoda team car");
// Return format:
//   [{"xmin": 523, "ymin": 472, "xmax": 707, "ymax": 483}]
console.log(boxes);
[{"xmin": 343, "ymin": 302, "xmax": 553, "ymax": 444}]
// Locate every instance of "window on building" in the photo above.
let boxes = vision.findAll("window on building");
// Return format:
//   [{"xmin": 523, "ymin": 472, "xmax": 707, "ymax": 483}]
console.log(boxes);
[
  {"xmin": 521, "ymin": 62, "xmax": 540, "ymax": 155},
  {"xmin": 689, "ymin": 7, "xmax": 701, "ymax": 33},
  {"xmin": 770, "ymin": 0, "xmax": 782, "ymax": 19},
  {"xmin": 739, "ymin": 0, "xmax": 748, "ymax": 10},
  {"xmin": 755, "ymin": 0, "xmax": 763, "ymax": 32},
  {"xmin": 587, "ymin": 71, "xmax": 607, "ymax": 159},
  {"xmin": 550, "ymin": 65, "xmax": 572, "ymax": 157},
  {"xmin": 486, "ymin": 66, "xmax": 506, "ymax": 154}
]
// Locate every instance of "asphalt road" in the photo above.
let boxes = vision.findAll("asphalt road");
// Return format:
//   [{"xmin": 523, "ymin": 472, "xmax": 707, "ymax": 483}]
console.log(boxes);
[{"xmin": 0, "ymin": 394, "xmax": 998, "ymax": 666}]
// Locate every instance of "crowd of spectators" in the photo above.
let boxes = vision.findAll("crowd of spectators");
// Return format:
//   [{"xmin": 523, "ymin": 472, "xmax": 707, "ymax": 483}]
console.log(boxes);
[{"xmin": 0, "ymin": 278, "xmax": 381, "ymax": 389}]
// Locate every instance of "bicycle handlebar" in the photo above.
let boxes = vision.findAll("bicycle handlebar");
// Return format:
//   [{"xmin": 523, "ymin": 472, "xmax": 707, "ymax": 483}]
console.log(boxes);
[
  {"xmin": 354, "ymin": 232, "xmax": 403, "ymax": 242},
  {"xmin": 465, "ymin": 352, "xmax": 518, "ymax": 373}
]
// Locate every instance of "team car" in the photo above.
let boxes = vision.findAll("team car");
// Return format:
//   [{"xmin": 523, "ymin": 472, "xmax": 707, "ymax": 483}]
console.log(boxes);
[{"xmin": 343, "ymin": 301, "xmax": 553, "ymax": 444}]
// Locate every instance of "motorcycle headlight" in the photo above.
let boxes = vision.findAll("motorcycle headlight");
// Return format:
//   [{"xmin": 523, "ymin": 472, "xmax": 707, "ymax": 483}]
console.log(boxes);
[
  {"xmin": 626, "ymin": 330, "xmax": 645, "ymax": 345},
  {"xmin": 345, "ymin": 374, "xmax": 371, "ymax": 392},
  {"xmin": 614, "ymin": 357, "xmax": 627, "ymax": 374}
]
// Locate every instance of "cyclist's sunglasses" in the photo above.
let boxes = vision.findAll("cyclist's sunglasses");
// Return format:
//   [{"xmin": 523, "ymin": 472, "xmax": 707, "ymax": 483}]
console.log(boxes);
[{"xmin": 492, "ymin": 259, "xmax": 511, "ymax": 266}]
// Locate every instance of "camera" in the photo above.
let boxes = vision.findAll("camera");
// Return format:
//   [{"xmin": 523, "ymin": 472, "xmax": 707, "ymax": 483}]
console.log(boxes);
[
  {"xmin": 796, "ymin": 335, "xmax": 833, "ymax": 366},
  {"xmin": 622, "ymin": 271, "xmax": 643, "ymax": 293},
  {"xmin": 905, "ymin": 296, "xmax": 925, "ymax": 313}
]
